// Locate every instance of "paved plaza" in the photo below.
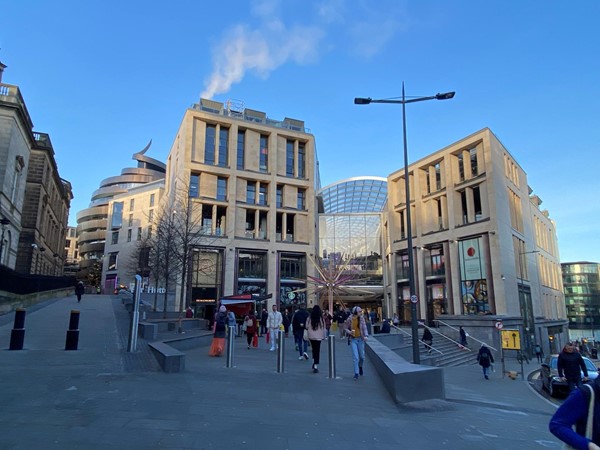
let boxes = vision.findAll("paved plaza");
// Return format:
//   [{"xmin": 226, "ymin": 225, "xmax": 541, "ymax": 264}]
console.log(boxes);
[{"xmin": 0, "ymin": 295, "xmax": 562, "ymax": 449}]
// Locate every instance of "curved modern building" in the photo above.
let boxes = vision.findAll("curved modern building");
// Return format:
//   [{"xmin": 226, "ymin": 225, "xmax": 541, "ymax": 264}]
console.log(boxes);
[
  {"xmin": 317, "ymin": 176, "xmax": 388, "ymax": 314},
  {"xmin": 76, "ymin": 142, "xmax": 165, "ymax": 281}
]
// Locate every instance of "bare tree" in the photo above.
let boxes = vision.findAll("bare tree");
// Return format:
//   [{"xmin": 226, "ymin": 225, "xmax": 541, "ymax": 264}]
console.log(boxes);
[{"xmin": 153, "ymin": 204, "xmax": 180, "ymax": 317}]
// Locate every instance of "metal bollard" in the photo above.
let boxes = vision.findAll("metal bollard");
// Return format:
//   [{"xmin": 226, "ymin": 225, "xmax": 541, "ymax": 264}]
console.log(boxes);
[
  {"xmin": 328, "ymin": 334, "xmax": 336, "ymax": 379},
  {"xmin": 127, "ymin": 275, "xmax": 142, "ymax": 352},
  {"xmin": 226, "ymin": 325, "xmax": 235, "ymax": 368},
  {"xmin": 276, "ymin": 330, "xmax": 285, "ymax": 373},
  {"xmin": 9, "ymin": 308, "xmax": 26, "ymax": 350},
  {"xmin": 65, "ymin": 310, "xmax": 80, "ymax": 350}
]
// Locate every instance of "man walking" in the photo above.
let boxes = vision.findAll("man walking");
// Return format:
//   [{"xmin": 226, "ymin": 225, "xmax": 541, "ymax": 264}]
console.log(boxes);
[
  {"xmin": 267, "ymin": 304, "xmax": 283, "ymax": 351},
  {"xmin": 292, "ymin": 304, "xmax": 310, "ymax": 360},
  {"xmin": 558, "ymin": 342, "xmax": 589, "ymax": 393}
]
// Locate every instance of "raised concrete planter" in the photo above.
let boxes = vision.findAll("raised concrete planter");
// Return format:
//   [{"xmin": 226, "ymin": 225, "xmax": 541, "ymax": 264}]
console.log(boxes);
[
  {"xmin": 148, "ymin": 342, "xmax": 185, "ymax": 373},
  {"xmin": 367, "ymin": 337, "xmax": 445, "ymax": 403}
]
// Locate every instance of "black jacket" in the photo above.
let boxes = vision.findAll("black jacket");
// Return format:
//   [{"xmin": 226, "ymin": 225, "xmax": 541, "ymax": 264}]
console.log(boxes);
[
  {"xmin": 558, "ymin": 350, "xmax": 588, "ymax": 380},
  {"xmin": 292, "ymin": 309, "xmax": 309, "ymax": 333}
]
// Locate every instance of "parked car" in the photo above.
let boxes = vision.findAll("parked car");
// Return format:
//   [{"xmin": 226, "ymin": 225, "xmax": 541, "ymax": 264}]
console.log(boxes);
[{"xmin": 540, "ymin": 354, "xmax": 599, "ymax": 397}]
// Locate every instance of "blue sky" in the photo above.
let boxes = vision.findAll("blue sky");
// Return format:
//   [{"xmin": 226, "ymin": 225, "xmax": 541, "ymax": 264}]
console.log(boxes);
[{"xmin": 2, "ymin": 0, "xmax": 599, "ymax": 263}]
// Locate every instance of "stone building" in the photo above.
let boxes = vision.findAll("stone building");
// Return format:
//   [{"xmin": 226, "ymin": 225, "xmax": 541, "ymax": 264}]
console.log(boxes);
[
  {"xmin": 163, "ymin": 99, "xmax": 318, "ymax": 319},
  {"xmin": 386, "ymin": 128, "xmax": 567, "ymax": 356}
]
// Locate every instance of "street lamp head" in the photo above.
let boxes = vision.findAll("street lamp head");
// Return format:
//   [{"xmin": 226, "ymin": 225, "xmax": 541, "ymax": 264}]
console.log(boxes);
[
  {"xmin": 435, "ymin": 92, "xmax": 455, "ymax": 100},
  {"xmin": 354, "ymin": 97, "xmax": 372, "ymax": 105}
]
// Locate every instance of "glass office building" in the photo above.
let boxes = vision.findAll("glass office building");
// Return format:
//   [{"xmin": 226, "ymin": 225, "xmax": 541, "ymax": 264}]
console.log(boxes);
[{"xmin": 562, "ymin": 262, "xmax": 600, "ymax": 341}]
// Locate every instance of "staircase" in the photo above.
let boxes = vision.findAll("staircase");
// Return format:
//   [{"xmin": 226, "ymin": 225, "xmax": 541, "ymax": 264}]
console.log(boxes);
[{"xmin": 390, "ymin": 326, "xmax": 478, "ymax": 367}]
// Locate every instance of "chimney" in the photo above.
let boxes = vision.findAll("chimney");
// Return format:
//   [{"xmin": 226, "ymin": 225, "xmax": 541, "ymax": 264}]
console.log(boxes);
[{"xmin": 0, "ymin": 61, "xmax": 6, "ymax": 84}]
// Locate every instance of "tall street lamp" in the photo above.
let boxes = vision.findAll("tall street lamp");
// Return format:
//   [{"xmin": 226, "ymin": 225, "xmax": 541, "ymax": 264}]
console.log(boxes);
[
  {"xmin": 355, "ymin": 83, "xmax": 455, "ymax": 364},
  {"xmin": 518, "ymin": 249, "xmax": 539, "ymax": 359}
]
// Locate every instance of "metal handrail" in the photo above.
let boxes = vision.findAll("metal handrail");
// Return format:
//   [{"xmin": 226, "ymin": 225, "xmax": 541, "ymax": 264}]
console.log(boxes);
[
  {"xmin": 433, "ymin": 319, "xmax": 497, "ymax": 352},
  {"xmin": 390, "ymin": 324, "xmax": 443, "ymax": 355},
  {"xmin": 418, "ymin": 321, "xmax": 470, "ymax": 353}
]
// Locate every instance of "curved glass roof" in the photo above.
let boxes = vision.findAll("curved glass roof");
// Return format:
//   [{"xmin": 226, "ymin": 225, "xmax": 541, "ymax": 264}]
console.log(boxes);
[{"xmin": 318, "ymin": 176, "xmax": 387, "ymax": 213}]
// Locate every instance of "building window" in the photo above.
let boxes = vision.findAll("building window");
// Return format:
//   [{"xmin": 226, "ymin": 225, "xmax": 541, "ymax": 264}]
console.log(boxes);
[
  {"xmin": 128, "ymin": 214, "xmax": 133, "ymax": 227},
  {"xmin": 457, "ymin": 153, "xmax": 465, "ymax": 182},
  {"xmin": 247, "ymin": 183, "xmax": 256, "ymax": 204},
  {"xmin": 148, "ymin": 209, "xmax": 154, "ymax": 223},
  {"xmin": 217, "ymin": 177, "xmax": 227, "ymax": 201},
  {"xmin": 460, "ymin": 190, "xmax": 468, "ymax": 225},
  {"xmin": 111, "ymin": 231, "xmax": 119, "ymax": 245},
  {"xmin": 129, "ymin": 199, "xmax": 135, "ymax": 210},
  {"xmin": 150, "ymin": 194, "xmax": 155, "ymax": 207},
  {"xmin": 258, "ymin": 183, "xmax": 268, "ymax": 206},
  {"xmin": 147, "ymin": 226, "xmax": 152, "ymax": 239},
  {"xmin": 276, "ymin": 185, "xmax": 283, "ymax": 208},
  {"xmin": 218, "ymin": 127, "xmax": 229, "ymax": 167},
  {"xmin": 127, "ymin": 229, "xmax": 132, "ymax": 242},
  {"xmin": 190, "ymin": 174, "xmax": 199, "ymax": 198},
  {"xmin": 260, "ymin": 134, "xmax": 268, "ymax": 172},
  {"xmin": 298, "ymin": 143, "xmax": 305, "ymax": 178},
  {"xmin": 286, "ymin": 140, "xmax": 295, "ymax": 177},
  {"xmin": 237, "ymin": 130, "xmax": 245, "ymax": 170},
  {"xmin": 205, "ymin": 124, "xmax": 216, "ymax": 165},
  {"xmin": 297, "ymin": 189, "xmax": 305, "ymax": 210},
  {"xmin": 470, "ymin": 148, "xmax": 478, "ymax": 177},
  {"xmin": 238, "ymin": 251, "xmax": 268, "ymax": 279},
  {"xmin": 137, "ymin": 227, "xmax": 142, "ymax": 241},
  {"xmin": 111, "ymin": 202, "xmax": 123, "ymax": 229},
  {"xmin": 108, "ymin": 253, "xmax": 118, "ymax": 271},
  {"xmin": 473, "ymin": 186, "xmax": 482, "ymax": 221}
]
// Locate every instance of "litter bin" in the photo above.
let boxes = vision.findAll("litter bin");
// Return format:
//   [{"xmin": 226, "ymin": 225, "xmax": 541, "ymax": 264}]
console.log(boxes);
[{"xmin": 592, "ymin": 348, "xmax": 598, "ymax": 359}]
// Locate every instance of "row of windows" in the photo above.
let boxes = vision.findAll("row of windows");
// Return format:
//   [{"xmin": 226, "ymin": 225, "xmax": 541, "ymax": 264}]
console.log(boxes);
[{"xmin": 205, "ymin": 126, "xmax": 307, "ymax": 179}]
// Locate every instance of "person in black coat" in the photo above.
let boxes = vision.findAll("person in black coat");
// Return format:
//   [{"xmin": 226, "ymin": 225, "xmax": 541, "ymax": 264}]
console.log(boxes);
[
  {"xmin": 75, "ymin": 282, "xmax": 85, "ymax": 303},
  {"xmin": 422, "ymin": 328, "xmax": 433, "ymax": 354},
  {"xmin": 260, "ymin": 308, "xmax": 268, "ymax": 336},
  {"xmin": 558, "ymin": 342, "xmax": 589, "ymax": 393},
  {"xmin": 477, "ymin": 344, "xmax": 494, "ymax": 379}
]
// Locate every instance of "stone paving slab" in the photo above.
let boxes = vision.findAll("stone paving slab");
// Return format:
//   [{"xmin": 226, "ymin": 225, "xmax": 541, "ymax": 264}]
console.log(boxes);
[{"xmin": 0, "ymin": 295, "xmax": 562, "ymax": 449}]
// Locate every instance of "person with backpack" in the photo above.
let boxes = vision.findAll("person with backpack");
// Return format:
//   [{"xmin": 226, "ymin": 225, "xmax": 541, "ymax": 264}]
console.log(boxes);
[
  {"xmin": 535, "ymin": 343, "xmax": 543, "ymax": 363},
  {"xmin": 549, "ymin": 376, "xmax": 600, "ymax": 449},
  {"xmin": 209, "ymin": 305, "xmax": 228, "ymax": 357},
  {"xmin": 477, "ymin": 344, "xmax": 494, "ymax": 380}
]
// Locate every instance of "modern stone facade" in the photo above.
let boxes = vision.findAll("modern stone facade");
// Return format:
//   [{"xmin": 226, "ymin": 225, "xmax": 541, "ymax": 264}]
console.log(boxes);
[
  {"xmin": 76, "ymin": 142, "xmax": 165, "ymax": 285},
  {"xmin": 386, "ymin": 128, "xmax": 566, "ymax": 356},
  {"xmin": 163, "ymin": 99, "xmax": 318, "ymax": 319}
]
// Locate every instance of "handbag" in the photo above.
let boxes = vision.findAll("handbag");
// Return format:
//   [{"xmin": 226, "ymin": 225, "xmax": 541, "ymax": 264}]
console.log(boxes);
[
  {"xmin": 252, "ymin": 333, "xmax": 259, "ymax": 347},
  {"xmin": 563, "ymin": 384, "xmax": 595, "ymax": 449}
]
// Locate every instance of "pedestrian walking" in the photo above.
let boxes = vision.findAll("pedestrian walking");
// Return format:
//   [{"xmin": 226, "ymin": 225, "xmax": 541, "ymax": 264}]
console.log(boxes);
[
  {"xmin": 267, "ymin": 304, "xmax": 283, "ymax": 351},
  {"xmin": 344, "ymin": 306, "xmax": 369, "ymax": 380},
  {"xmin": 283, "ymin": 308, "xmax": 292, "ymax": 337},
  {"xmin": 422, "ymin": 327, "xmax": 433, "ymax": 354},
  {"xmin": 370, "ymin": 309, "xmax": 377, "ymax": 325},
  {"xmin": 336, "ymin": 308, "xmax": 347, "ymax": 338},
  {"xmin": 243, "ymin": 311, "xmax": 257, "ymax": 349},
  {"xmin": 558, "ymin": 342, "xmax": 589, "ymax": 393},
  {"xmin": 75, "ymin": 281, "xmax": 84, "ymax": 303},
  {"xmin": 535, "ymin": 343, "xmax": 543, "ymax": 363},
  {"xmin": 477, "ymin": 344, "xmax": 494, "ymax": 379},
  {"xmin": 323, "ymin": 308, "xmax": 332, "ymax": 337},
  {"xmin": 306, "ymin": 305, "xmax": 326, "ymax": 373},
  {"xmin": 292, "ymin": 304, "xmax": 310, "ymax": 360},
  {"xmin": 459, "ymin": 326, "xmax": 468, "ymax": 348},
  {"xmin": 549, "ymin": 376, "xmax": 600, "ymax": 449},
  {"xmin": 209, "ymin": 305, "xmax": 228, "ymax": 357},
  {"xmin": 260, "ymin": 308, "xmax": 268, "ymax": 336}
]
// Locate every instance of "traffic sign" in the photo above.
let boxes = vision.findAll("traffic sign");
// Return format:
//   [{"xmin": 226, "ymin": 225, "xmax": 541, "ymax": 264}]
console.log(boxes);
[
  {"xmin": 410, "ymin": 295, "xmax": 418, "ymax": 304},
  {"xmin": 495, "ymin": 321, "xmax": 503, "ymax": 330},
  {"xmin": 501, "ymin": 329, "xmax": 521, "ymax": 350}
]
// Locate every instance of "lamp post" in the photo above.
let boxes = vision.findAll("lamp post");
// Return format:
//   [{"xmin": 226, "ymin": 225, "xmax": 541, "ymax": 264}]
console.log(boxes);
[
  {"xmin": 518, "ymin": 249, "xmax": 539, "ymax": 359},
  {"xmin": 0, "ymin": 218, "xmax": 10, "ymax": 266},
  {"xmin": 355, "ymin": 83, "xmax": 455, "ymax": 364}
]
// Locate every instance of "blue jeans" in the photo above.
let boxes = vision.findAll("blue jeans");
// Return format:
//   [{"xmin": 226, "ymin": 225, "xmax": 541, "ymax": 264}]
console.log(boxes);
[
  {"xmin": 482, "ymin": 365, "xmax": 490, "ymax": 377},
  {"xmin": 294, "ymin": 331, "xmax": 307, "ymax": 356},
  {"xmin": 350, "ymin": 338, "xmax": 365, "ymax": 375}
]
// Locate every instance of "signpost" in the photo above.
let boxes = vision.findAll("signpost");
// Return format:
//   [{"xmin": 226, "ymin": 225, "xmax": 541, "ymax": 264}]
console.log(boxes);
[{"xmin": 500, "ymin": 329, "xmax": 523, "ymax": 379}]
